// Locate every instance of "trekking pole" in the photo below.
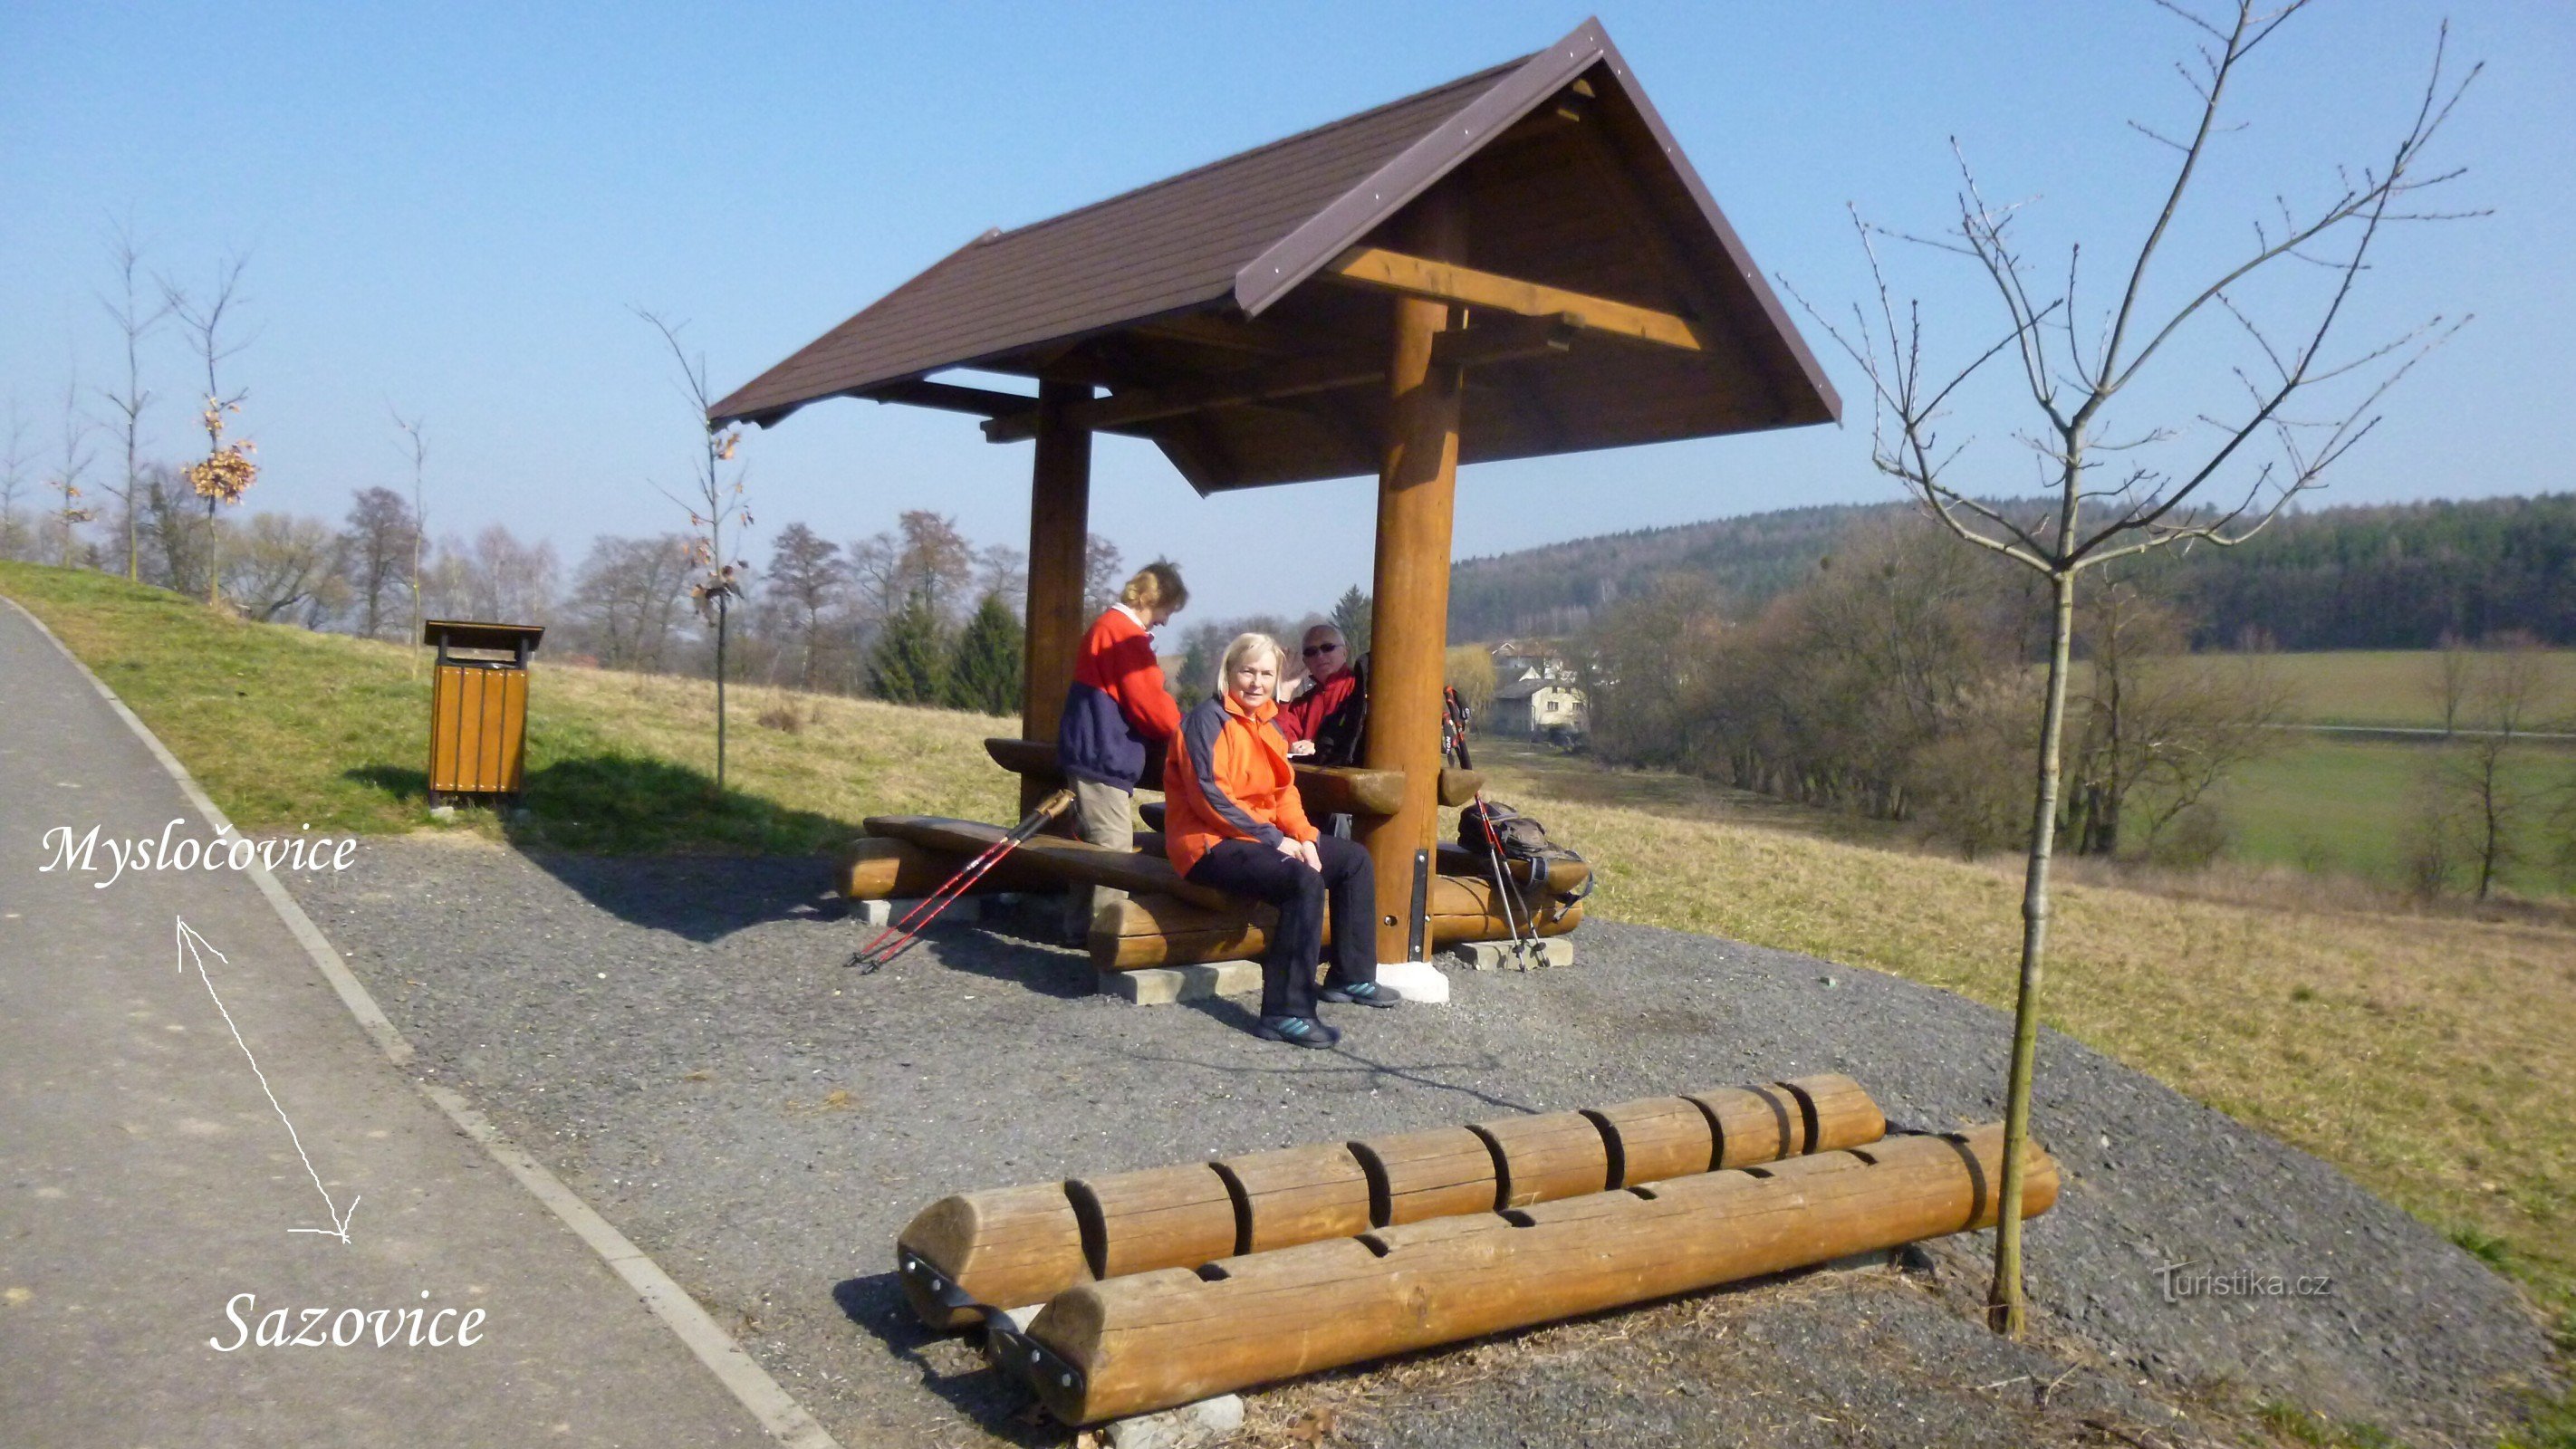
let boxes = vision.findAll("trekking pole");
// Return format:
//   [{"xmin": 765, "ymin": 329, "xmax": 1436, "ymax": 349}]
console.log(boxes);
[
  {"xmin": 1445, "ymin": 704, "xmax": 1539, "ymax": 969},
  {"xmin": 846, "ymin": 789, "xmax": 1074, "ymax": 974}
]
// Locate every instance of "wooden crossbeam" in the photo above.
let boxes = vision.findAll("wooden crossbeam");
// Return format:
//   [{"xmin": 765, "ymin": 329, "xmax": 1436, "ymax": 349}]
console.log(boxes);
[
  {"xmin": 982, "ymin": 315, "xmax": 1581, "ymax": 446},
  {"xmin": 1322, "ymin": 246, "xmax": 1705, "ymax": 353},
  {"xmin": 984, "ymin": 349, "xmax": 1382, "ymax": 444},
  {"xmin": 1432, "ymin": 312, "xmax": 1579, "ymax": 369},
  {"xmin": 865, "ymin": 379, "xmax": 1041, "ymax": 417}
]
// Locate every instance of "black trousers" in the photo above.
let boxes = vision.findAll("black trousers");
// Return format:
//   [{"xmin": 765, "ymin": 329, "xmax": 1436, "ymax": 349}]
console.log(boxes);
[{"xmin": 1184, "ymin": 835, "xmax": 1377, "ymax": 1020}]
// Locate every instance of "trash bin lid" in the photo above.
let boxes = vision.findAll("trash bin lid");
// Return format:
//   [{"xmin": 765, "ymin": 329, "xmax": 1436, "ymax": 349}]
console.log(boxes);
[{"xmin": 421, "ymin": 619, "xmax": 544, "ymax": 653}]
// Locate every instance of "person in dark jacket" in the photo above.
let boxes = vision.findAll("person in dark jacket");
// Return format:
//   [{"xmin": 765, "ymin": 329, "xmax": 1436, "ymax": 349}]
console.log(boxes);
[
  {"xmin": 1058, "ymin": 561, "xmax": 1187, "ymax": 936},
  {"xmin": 1274, "ymin": 623, "xmax": 1354, "ymax": 755},
  {"xmin": 1163, "ymin": 632, "xmax": 1396, "ymax": 1048}
]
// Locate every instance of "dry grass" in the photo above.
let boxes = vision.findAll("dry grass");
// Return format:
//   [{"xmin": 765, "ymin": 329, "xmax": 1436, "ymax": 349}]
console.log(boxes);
[
  {"xmin": 537, "ymin": 666, "xmax": 1017, "ymax": 830},
  {"xmin": 1480, "ymin": 744, "xmax": 2576, "ymax": 1316},
  {"xmin": 9, "ymin": 564, "xmax": 2567, "ymax": 1320}
]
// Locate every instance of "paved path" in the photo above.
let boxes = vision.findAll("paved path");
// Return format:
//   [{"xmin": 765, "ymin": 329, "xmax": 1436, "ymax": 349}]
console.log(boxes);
[{"xmin": 0, "ymin": 600, "xmax": 806, "ymax": 1448}]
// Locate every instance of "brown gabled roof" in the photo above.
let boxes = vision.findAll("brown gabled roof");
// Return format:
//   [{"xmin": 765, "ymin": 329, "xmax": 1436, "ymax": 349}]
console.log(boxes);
[{"xmin": 714, "ymin": 18, "xmax": 1840, "ymax": 491}]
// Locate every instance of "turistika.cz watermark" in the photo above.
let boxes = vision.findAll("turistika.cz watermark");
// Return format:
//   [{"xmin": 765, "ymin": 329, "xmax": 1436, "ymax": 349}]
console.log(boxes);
[{"xmin": 2155, "ymin": 1259, "xmax": 2334, "ymax": 1303}]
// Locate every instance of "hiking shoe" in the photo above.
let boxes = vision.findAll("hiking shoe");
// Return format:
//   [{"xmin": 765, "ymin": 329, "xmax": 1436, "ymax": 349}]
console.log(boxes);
[
  {"xmin": 1318, "ymin": 980, "xmax": 1400, "ymax": 1009},
  {"xmin": 1254, "ymin": 1015, "xmax": 1340, "ymax": 1049}
]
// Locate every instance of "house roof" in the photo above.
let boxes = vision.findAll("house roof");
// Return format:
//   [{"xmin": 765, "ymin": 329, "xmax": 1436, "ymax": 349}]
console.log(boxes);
[{"xmin": 713, "ymin": 17, "xmax": 1839, "ymax": 492}]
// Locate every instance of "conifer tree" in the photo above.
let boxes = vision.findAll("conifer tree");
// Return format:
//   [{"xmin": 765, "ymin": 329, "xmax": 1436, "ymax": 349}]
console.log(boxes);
[
  {"xmin": 869, "ymin": 586, "xmax": 947, "ymax": 705},
  {"xmin": 940, "ymin": 591, "xmax": 1024, "ymax": 715}
]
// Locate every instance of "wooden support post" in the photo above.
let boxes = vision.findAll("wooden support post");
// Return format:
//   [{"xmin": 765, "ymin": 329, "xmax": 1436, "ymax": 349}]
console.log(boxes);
[
  {"xmin": 1360, "ymin": 191, "xmax": 1466, "ymax": 966},
  {"xmin": 1021, "ymin": 381, "xmax": 1091, "ymax": 818}
]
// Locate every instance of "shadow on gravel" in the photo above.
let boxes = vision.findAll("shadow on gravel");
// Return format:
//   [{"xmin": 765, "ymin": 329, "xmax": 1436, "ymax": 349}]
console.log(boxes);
[
  {"xmin": 916, "ymin": 927, "xmax": 1098, "ymax": 1001},
  {"xmin": 1120, "ymin": 1018, "xmax": 1546, "ymax": 1114},
  {"xmin": 831, "ymin": 1273, "xmax": 1060, "ymax": 1447},
  {"xmin": 516, "ymin": 852, "xmax": 844, "ymax": 942}
]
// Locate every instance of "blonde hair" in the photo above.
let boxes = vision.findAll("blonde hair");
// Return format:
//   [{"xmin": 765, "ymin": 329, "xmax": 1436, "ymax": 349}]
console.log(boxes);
[
  {"xmin": 1216, "ymin": 631, "xmax": 1283, "ymax": 694},
  {"xmin": 1120, "ymin": 560, "xmax": 1188, "ymax": 612}
]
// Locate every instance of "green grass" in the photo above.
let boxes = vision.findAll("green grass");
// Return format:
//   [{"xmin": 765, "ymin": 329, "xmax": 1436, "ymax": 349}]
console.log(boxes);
[
  {"xmin": 0, "ymin": 561, "xmax": 1010, "ymax": 853},
  {"xmin": 2218, "ymin": 737, "xmax": 2572, "ymax": 897}
]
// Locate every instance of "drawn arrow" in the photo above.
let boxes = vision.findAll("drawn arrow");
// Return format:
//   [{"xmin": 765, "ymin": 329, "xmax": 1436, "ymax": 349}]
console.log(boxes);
[{"xmin": 175, "ymin": 916, "xmax": 360, "ymax": 1244}]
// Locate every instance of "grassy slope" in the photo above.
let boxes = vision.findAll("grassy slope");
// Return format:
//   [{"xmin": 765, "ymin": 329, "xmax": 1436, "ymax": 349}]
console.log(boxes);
[
  {"xmin": 1470, "ymin": 741, "xmax": 2575, "ymax": 1317},
  {"xmin": 9, "ymin": 562, "xmax": 2570, "ymax": 1324}
]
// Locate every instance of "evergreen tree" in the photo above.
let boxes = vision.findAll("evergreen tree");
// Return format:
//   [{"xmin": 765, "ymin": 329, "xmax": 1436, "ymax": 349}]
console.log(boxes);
[
  {"xmin": 941, "ymin": 591, "xmax": 1024, "ymax": 715},
  {"xmin": 868, "ymin": 587, "xmax": 947, "ymax": 704},
  {"xmin": 1331, "ymin": 585, "xmax": 1372, "ymax": 656}
]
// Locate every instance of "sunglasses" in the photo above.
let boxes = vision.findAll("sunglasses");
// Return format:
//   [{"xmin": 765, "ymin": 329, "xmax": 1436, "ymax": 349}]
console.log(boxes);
[{"xmin": 1302, "ymin": 643, "xmax": 1341, "ymax": 656}]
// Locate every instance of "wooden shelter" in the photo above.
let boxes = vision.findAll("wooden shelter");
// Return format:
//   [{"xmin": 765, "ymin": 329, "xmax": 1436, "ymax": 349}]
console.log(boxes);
[{"xmin": 716, "ymin": 17, "xmax": 1839, "ymax": 969}]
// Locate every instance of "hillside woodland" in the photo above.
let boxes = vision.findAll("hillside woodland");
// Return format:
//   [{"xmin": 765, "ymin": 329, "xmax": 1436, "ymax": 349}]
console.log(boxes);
[{"xmin": 1449, "ymin": 494, "xmax": 2576, "ymax": 650}]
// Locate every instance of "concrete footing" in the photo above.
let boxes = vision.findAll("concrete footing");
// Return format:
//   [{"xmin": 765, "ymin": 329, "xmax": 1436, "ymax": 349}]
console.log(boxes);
[
  {"xmin": 1097, "ymin": 961, "xmax": 1264, "ymax": 1005},
  {"xmin": 1373, "ymin": 957, "xmax": 1451, "ymax": 1003},
  {"xmin": 1104, "ymin": 1394, "xmax": 1245, "ymax": 1449},
  {"xmin": 1447, "ymin": 937, "xmax": 1574, "ymax": 972}
]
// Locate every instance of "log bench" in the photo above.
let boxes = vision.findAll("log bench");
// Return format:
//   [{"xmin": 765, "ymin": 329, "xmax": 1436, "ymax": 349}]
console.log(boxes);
[
  {"xmin": 984, "ymin": 736, "xmax": 1485, "ymax": 814},
  {"xmin": 854, "ymin": 813, "xmax": 1589, "ymax": 974}
]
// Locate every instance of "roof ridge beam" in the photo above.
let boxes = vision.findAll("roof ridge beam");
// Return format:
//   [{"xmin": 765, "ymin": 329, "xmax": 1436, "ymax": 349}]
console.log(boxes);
[{"xmin": 1320, "ymin": 246, "xmax": 1705, "ymax": 353}]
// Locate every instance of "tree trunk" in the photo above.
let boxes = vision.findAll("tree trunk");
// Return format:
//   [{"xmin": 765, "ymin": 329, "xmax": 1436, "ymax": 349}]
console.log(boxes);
[
  {"xmin": 716, "ymin": 591, "xmax": 730, "ymax": 792},
  {"xmin": 1990, "ymin": 564, "xmax": 2077, "ymax": 1336}
]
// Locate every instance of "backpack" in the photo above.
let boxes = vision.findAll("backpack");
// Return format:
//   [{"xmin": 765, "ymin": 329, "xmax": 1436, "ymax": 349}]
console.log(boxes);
[{"xmin": 1457, "ymin": 799, "xmax": 1592, "ymax": 901}]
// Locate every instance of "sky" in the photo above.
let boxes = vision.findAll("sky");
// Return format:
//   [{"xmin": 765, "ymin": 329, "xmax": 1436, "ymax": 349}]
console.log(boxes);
[{"xmin": 4, "ymin": 2, "xmax": 2569, "ymax": 623}]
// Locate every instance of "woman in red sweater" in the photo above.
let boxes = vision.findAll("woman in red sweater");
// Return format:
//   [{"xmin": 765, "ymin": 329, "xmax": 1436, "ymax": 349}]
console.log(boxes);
[
  {"xmin": 1057, "ymin": 561, "xmax": 1187, "ymax": 936},
  {"xmin": 1164, "ymin": 632, "xmax": 1394, "ymax": 1047}
]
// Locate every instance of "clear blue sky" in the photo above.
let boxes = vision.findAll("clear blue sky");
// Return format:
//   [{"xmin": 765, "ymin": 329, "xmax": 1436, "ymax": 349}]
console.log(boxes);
[{"xmin": 4, "ymin": 2, "xmax": 2567, "ymax": 622}]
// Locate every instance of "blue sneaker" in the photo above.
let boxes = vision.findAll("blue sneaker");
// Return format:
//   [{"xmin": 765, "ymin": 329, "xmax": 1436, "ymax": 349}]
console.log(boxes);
[
  {"xmin": 1255, "ymin": 1014, "xmax": 1340, "ymax": 1049},
  {"xmin": 1318, "ymin": 980, "xmax": 1399, "ymax": 1009}
]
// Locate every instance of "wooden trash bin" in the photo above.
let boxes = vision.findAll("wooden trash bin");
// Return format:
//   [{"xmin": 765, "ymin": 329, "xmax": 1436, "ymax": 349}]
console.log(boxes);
[{"xmin": 422, "ymin": 619, "xmax": 543, "ymax": 805}]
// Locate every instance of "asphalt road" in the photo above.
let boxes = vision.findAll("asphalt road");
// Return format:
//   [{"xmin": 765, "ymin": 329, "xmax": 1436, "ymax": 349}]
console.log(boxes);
[{"xmin": 0, "ymin": 600, "xmax": 786, "ymax": 1449}]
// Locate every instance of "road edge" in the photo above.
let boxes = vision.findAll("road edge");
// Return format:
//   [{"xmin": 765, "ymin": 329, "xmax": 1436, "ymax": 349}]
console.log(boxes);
[{"xmin": 2, "ymin": 595, "xmax": 845, "ymax": 1449}]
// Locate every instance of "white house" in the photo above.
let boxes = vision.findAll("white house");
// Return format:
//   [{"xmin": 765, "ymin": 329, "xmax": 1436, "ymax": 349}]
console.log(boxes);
[{"xmin": 1487, "ymin": 642, "xmax": 1588, "ymax": 741}]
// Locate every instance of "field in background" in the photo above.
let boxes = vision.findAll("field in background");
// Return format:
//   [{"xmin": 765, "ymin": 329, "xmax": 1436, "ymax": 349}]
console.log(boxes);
[
  {"xmin": 8, "ymin": 561, "xmax": 2570, "ymax": 1325},
  {"xmin": 2235, "ymin": 648, "xmax": 2576, "ymax": 731}
]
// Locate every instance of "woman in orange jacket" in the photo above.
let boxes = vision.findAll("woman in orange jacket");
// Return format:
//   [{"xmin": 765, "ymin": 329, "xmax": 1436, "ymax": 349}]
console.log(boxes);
[{"xmin": 1164, "ymin": 632, "xmax": 1396, "ymax": 1047}]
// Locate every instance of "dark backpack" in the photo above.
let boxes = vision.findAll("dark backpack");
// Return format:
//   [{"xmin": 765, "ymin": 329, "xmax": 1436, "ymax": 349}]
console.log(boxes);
[{"xmin": 1457, "ymin": 798, "xmax": 1592, "ymax": 901}]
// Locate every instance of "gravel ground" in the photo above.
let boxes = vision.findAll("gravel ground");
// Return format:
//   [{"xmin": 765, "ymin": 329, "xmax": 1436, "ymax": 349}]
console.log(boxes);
[{"xmin": 291, "ymin": 837, "xmax": 2559, "ymax": 1448}]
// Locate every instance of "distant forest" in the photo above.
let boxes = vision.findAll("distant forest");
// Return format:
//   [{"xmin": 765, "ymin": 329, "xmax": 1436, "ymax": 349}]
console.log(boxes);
[{"xmin": 1447, "ymin": 494, "xmax": 2576, "ymax": 649}]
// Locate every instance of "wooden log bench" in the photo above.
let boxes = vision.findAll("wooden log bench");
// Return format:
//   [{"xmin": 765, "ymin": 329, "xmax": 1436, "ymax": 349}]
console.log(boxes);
[
  {"xmin": 1023, "ymin": 1124, "xmax": 2059, "ymax": 1425},
  {"xmin": 985, "ymin": 736, "xmax": 1485, "ymax": 814},
  {"xmin": 893, "ymin": 1074, "xmax": 1882, "ymax": 1328},
  {"xmin": 857, "ymin": 814, "xmax": 1586, "ymax": 973}
]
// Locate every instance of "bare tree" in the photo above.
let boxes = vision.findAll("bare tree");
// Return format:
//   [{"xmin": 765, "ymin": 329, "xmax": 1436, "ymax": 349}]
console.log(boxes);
[
  {"xmin": 0, "ymin": 397, "xmax": 33, "ymax": 561},
  {"xmin": 637, "ymin": 310, "xmax": 752, "ymax": 791},
  {"xmin": 164, "ymin": 253, "xmax": 258, "ymax": 602},
  {"xmin": 1794, "ymin": 2, "xmax": 2477, "ymax": 1333},
  {"xmin": 763, "ymin": 523, "xmax": 846, "ymax": 688},
  {"xmin": 340, "ymin": 487, "xmax": 419, "ymax": 638},
  {"xmin": 2062, "ymin": 577, "xmax": 2289, "ymax": 858},
  {"xmin": 567, "ymin": 533, "xmax": 696, "ymax": 671},
  {"xmin": 2444, "ymin": 635, "xmax": 2551, "ymax": 900},
  {"xmin": 392, "ymin": 409, "xmax": 429, "ymax": 669},
  {"xmin": 96, "ymin": 220, "xmax": 168, "ymax": 581},
  {"xmin": 46, "ymin": 379, "xmax": 99, "ymax": 569},
  {"xmin": 222, "ymin": 513, "xmax": 346, "ymax": 623},
  {"xmin": 1082, "ymin": 533, "xmax": 1126, "ymax": 618},
  {"xmin": 2430, "ymin": 631, "xmax": 2472, "ymax": 736},
  {"xmin": 976, "ymin": 542, "xmax": 1027, "ymax": 617}
]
